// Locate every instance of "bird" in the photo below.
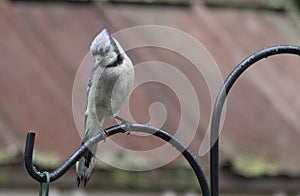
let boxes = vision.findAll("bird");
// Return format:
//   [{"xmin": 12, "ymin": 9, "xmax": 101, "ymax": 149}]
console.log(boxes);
[{"xmin": 76, "ymin": 28, "xmax": 134, "ymax": 187}]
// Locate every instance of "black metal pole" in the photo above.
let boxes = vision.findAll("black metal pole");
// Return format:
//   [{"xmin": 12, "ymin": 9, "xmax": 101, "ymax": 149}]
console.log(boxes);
[
  {"xmin": 24, "ymin": 124, "xmax": 210, "ymax": 196},
  {"xmin": 210, "ymin": 45, "xmax": 300, "ymax": 196}
]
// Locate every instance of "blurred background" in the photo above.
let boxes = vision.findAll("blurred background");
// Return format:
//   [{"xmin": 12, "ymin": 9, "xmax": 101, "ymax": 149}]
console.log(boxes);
[{"xmin": 0, "ymin": 0, "xmax": 300, "ymax": 195}]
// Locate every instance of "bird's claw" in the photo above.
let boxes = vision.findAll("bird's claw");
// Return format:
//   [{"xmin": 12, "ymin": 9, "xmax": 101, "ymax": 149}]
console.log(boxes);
[
  {"xmin": 99, "ymin": 127, "xmax": 108, "ymax": 142},
  {"xmin": 114, "ymin": 116, "xmax": 133, "ymax": 134}
]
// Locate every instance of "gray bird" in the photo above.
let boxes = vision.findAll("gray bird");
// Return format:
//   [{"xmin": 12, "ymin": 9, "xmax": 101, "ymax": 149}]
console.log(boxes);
[{"xmin": 76, "ymin": 29, "xmax": 134, "ymax": 186}]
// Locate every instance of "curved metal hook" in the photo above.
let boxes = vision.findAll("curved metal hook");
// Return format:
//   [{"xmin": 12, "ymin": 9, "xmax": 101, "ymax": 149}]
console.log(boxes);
[
  {"xmin": 24, "ymin": 124, "xmax": 210, "ymax": 196},
  {"xmin": 210, "ymin": 45, "xmax": 300, "ymax": 196}
]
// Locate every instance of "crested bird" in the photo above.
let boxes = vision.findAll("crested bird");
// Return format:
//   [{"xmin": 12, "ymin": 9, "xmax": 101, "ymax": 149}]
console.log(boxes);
[{"xmin": 76, "ymin": 29, "xmax": 134, "ymax": 186}]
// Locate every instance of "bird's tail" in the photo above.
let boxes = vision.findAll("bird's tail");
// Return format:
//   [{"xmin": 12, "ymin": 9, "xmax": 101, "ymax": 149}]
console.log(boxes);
[{"xmin": 76, "ymin": 115, "xmax": 105, "ymax": 187}]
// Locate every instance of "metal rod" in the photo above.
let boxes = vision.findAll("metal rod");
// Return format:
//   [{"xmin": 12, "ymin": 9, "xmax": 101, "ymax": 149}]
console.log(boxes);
[
  {"xmin": 24, "ymin": 45, "xmax": 300, "ymax": 196},
  {"xmin": 210, "ymin": 45, "xmax": 300, "ymax": 196},
  {"xmin": 24, "ymin": 124, "xmax": 210, "ymax": 196}
]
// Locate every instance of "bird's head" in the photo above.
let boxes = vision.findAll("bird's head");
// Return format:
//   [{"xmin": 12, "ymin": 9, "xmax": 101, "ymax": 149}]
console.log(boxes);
[{"xmin": 90, "ymin": 29, "xmax": 124, "ymax": 68}]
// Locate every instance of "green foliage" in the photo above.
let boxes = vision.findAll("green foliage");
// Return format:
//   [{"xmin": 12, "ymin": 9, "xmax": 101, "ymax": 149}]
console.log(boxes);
[
  {"xmin": 232, "ymin": 155, "xmax": 279, "ymax": 177},
  {"xmin": 294, "ymin": 0, "xmax": 300, "ymax": 10},
  {"xmin": 32, "ymin": 151, "xmax": 61, "ymax": 168},
  {"xmin": 0, "ymin": 168, "xmax": 9, "ymax": 185}
]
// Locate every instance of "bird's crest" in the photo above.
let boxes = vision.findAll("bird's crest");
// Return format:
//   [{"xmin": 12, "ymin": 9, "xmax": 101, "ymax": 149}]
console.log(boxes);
[{"xmin": 90, "ymin": 28, "xmax": 111, "ymax": 55}]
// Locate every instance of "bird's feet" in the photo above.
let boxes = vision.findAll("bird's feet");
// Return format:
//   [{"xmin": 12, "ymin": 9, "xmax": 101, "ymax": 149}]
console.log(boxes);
[
  {"xmin": 99, "ymin": 127, "xmax": 108, "ymax": 142},
  {"xmin": 114, "ymin": 116, "xmax": 133, "ymax": 134}
]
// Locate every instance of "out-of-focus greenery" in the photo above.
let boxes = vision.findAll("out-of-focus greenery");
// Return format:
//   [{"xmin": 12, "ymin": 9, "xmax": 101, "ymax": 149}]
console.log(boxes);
[
  {"xmin": 294, "ymin": 0, "xmax": 300, "ymax": 10},
  {"xmin": 0, "ymin": 168, "xmax": 8, "ymax": 185},
  {"xmin": 0, "ymin": 146, "xmax": 22, "ymax": 166},
  {"xmin": 32, "ymin": 151, "xmax": 61, "ymax": 168},
  {"xmin": 232, "ymin": 155, "xmax": 280, "ymax": 177}
]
